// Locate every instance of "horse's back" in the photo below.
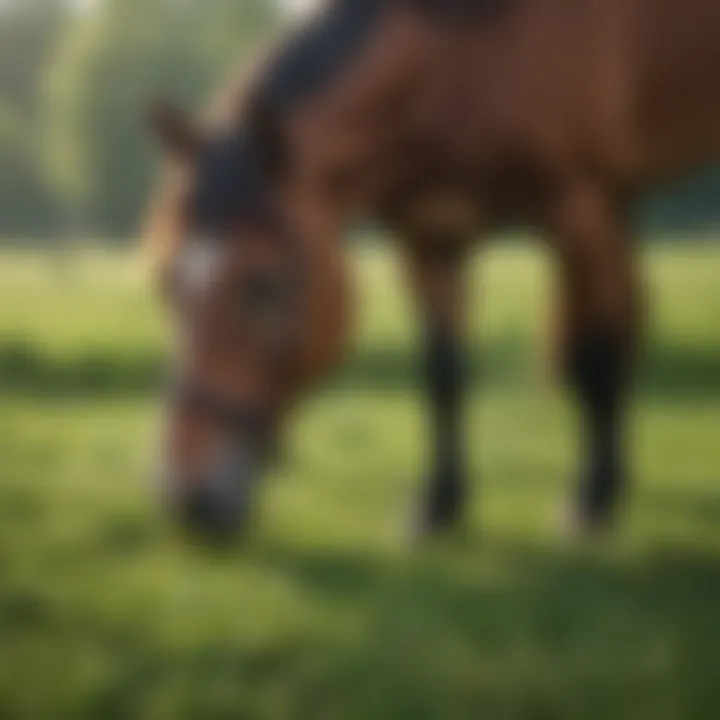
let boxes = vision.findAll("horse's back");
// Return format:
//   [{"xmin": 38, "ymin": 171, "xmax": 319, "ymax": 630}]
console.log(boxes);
[
  {"xmin": 425, "ymin": 0, "xmax": 720, "ymax": 187},
  {"xmin": 629, "ymin": 0, "xmax": 720, "ymax": 180}
]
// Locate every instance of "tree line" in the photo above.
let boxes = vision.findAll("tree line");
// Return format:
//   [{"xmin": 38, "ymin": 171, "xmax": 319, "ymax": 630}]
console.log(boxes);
[
  {"xmin": 0, "ymin": 0, "xmax": 718, "ymax": 239},
  {"xmin": 0, "ymin": 0, "xmax": 277, "ymax": 239}
]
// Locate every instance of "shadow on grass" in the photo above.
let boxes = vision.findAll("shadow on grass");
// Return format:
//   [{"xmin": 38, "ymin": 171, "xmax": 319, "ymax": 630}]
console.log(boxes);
[
  {"xmin": 251, "ymin": 531, "xmax": 720, "ymax": 716},
  {"xmin": 4, "ymin": 532, "xmax": 718, "ymax": 718},
  {"xmin": 1, "ymin": 333, "xmax": 719, "ymax": 400},
  {"xmin": 2, "ymin": 484, "xmax": 720, "ymax": 717}
]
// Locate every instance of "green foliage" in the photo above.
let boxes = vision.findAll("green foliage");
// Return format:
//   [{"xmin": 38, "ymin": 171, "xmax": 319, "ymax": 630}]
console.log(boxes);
[
  {"xmin": 641, "ymin": 166, "xmax": 720, "ymax": 231},
  {"xmin": 0, "ymin": 0, "xmax": 69, "ymax": 235},
  {"xmin": 42, "ymin": 0, "xmax": 278, "ymax": 235},
  {"xmin": 0, "ymin": 0, "xmax": 70, "ymax": 118},
  {"xmin": 1, "ymin": 243, "xmax": 720, "ymax": 718},
  {"xmin": 0, "ymin": 106, "xmax": 58, "ymax": 234}
]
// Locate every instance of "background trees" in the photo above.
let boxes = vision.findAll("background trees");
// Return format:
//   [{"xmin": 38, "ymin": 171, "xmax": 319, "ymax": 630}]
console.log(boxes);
[
  {"xmin": 1, "ymin": 0, "xmax": 277, "ymax": 238},
  {"xmin": 41, "ymin": 0, "xmax": 276, "ymax": 236},
  {"xmin": 0, "ymin": 0, "xmax": 70, "ymax": 235}
]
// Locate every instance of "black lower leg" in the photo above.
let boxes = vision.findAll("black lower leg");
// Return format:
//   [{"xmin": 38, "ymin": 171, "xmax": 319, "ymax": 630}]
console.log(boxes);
[
  {"xmin": 422, "ymin": 324, "xmax": 465, "ymax": 529},
  {"xmin": 567, "ymin": 327, "xmax": 629, "ymax": 527}
]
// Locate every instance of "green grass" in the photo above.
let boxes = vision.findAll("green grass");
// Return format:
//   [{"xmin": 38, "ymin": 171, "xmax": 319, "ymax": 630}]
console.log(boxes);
[{"xmin": 1, "ymin": 241, "xmax": 720, "ymax": 719}]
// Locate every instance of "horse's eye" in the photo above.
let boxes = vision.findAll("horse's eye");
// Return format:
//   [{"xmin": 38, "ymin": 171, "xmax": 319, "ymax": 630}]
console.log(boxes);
[{"xmin": 242, "ymin": 274, "xmax": 287, "ymax": 314}]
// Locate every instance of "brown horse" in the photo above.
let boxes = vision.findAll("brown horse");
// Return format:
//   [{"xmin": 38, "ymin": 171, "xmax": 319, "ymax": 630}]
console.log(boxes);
[{"xmin": 147, "ymin": 0, "xmax": 720, "ymax": 541}]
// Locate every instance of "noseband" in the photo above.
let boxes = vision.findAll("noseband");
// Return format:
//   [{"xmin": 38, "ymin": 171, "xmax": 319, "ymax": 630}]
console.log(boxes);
[
  {"xmin": 166, "ymin": 124, "xmax": 311, "ymax": 437},
  {"xmin": 172, "ymin": 381, "xmax": 272, "ymax": 438}
]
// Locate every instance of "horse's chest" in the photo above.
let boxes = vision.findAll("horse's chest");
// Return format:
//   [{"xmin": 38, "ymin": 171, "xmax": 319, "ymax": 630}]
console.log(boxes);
[
  {"xmin": 380, "ymin": 133, "xmax": 559, "ymax": 236},
  {"xmin": 385, "ymin": 187, "xmax": 482, "ymax": 240}
]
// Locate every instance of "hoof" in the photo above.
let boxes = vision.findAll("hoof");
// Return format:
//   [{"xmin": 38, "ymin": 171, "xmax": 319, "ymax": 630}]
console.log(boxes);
[{"xmin": 409, "ymin": 503, "xmax": 463, "ymax": 544}]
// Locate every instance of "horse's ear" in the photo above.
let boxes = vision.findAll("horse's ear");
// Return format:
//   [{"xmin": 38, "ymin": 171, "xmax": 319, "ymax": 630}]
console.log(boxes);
[{"xmin": 149, "ymin": 97, "xmax": 201, "ymax": 159}]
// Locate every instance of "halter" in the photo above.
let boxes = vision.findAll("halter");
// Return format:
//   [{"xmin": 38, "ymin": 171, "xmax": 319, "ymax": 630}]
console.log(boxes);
[
  {"xmin": 170, "ymin": 210, "xmax": 305, "ymax": 440},
  {"xmin": 171, "ymin": 381, "xmax": 272, "ymax": 438}
]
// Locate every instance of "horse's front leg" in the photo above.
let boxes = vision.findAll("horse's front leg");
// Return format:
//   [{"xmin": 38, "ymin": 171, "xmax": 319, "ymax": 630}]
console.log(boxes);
[
  {"xmin": 404, "ymin": 242, "xmax": 469, "ymax": 537},
  {"xmin": 549, "ymin": 180, "xmax": 641, "ymax": 534}
]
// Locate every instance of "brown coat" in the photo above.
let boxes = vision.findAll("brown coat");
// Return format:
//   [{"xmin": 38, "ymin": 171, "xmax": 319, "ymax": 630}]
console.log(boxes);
[{"xmin": 148, "ymin": 0, "xmax": 720, "ymax": 539}]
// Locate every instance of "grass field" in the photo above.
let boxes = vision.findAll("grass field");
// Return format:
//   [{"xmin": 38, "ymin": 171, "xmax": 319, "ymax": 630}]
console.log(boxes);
[{"xmin": 1, "ymin": 241, "xmax": 719, "ymax": 719}]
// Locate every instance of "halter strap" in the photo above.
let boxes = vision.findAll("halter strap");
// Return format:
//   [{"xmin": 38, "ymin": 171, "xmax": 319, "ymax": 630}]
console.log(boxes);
[
  {"xmin": 172, "ymin": 381, "xmax": 271, "ymax": 437},
  {"xmin": 169, "ymin": 225, "xmax": 301, "ymax": 437}
]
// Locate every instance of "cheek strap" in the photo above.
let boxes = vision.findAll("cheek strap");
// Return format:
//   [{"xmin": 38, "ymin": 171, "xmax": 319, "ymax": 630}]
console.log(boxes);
[{"xmin": 170, "ymin": 380, "xmax": 272, "ymax": 441}]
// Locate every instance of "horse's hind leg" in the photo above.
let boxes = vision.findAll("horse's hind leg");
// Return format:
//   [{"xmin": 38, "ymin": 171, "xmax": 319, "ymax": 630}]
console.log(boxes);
[
  {"xmin": 404, "ymin": 242, "xmax": 469, "ymax": 537},
  {"xmin": 549, "ymin": 180, "xmax": 641, "ymax": 534}
]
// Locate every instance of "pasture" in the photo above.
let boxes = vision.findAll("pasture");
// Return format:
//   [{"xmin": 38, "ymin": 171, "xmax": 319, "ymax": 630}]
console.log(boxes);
[{"xmin": 1, "ymin": 240, "xmax": 719, "ymax": 719}]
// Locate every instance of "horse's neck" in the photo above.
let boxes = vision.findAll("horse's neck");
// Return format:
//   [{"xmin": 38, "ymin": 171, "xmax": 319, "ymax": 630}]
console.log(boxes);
[{"xmin": 278, "ymin": 4, "xmax": 432, "ymax": 217}]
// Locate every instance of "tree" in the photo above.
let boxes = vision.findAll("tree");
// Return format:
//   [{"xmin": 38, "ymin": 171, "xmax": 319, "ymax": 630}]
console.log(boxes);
[
  {"xmin": 0, "ymin": 0, "xmax": 70, "ymax": 119},
  {"xmin": 0, "ymin": 0, "xmax": 70, "ymax": 236},
  {"xmin": 0, "ymin": 106, "xmax": 58, "ymax": 235},
  {"xmin": 42, "ymin": 0, "xmax": 278, "ymax": 237}
]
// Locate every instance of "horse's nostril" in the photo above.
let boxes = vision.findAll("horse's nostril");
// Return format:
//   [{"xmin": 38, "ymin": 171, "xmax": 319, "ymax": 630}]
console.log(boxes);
[{"xmin": 178, "ymin": 484, "xmax": 246, "ymax": 542}]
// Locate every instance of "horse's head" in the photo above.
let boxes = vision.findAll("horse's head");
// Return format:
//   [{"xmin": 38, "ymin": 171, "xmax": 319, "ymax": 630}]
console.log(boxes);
[{"xmin": 148, "ymin": 101, "xmax": 350, "ymax": 542}]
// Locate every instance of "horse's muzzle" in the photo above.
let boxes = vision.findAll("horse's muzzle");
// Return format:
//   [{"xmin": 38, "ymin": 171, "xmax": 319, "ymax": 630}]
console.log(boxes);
[
  {"xmin": 164, "ymin": 450, "xmax": 260, "ymax": 544},
  {"xmin": 178, "ymin": 484, "xmax": 247, "ymax": 542}
]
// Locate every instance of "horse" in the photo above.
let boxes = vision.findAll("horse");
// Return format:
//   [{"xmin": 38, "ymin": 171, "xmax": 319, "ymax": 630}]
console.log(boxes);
[{"xmin": 147, "ymin": 0, "xmax": 720, "ymax": 541}]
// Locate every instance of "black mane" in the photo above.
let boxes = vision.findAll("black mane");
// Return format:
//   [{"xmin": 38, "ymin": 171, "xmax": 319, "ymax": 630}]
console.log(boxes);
[
  {"xmin": 412, "ymin": 0, "xmax": 512, "ymax": 20},
  {"xmin": 191, "ymin": 134, "xmax": 276, "ymax": 232},
  {"xmin": 260, "ymin": 0, "xmax": 386, "ymax": 112}
]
